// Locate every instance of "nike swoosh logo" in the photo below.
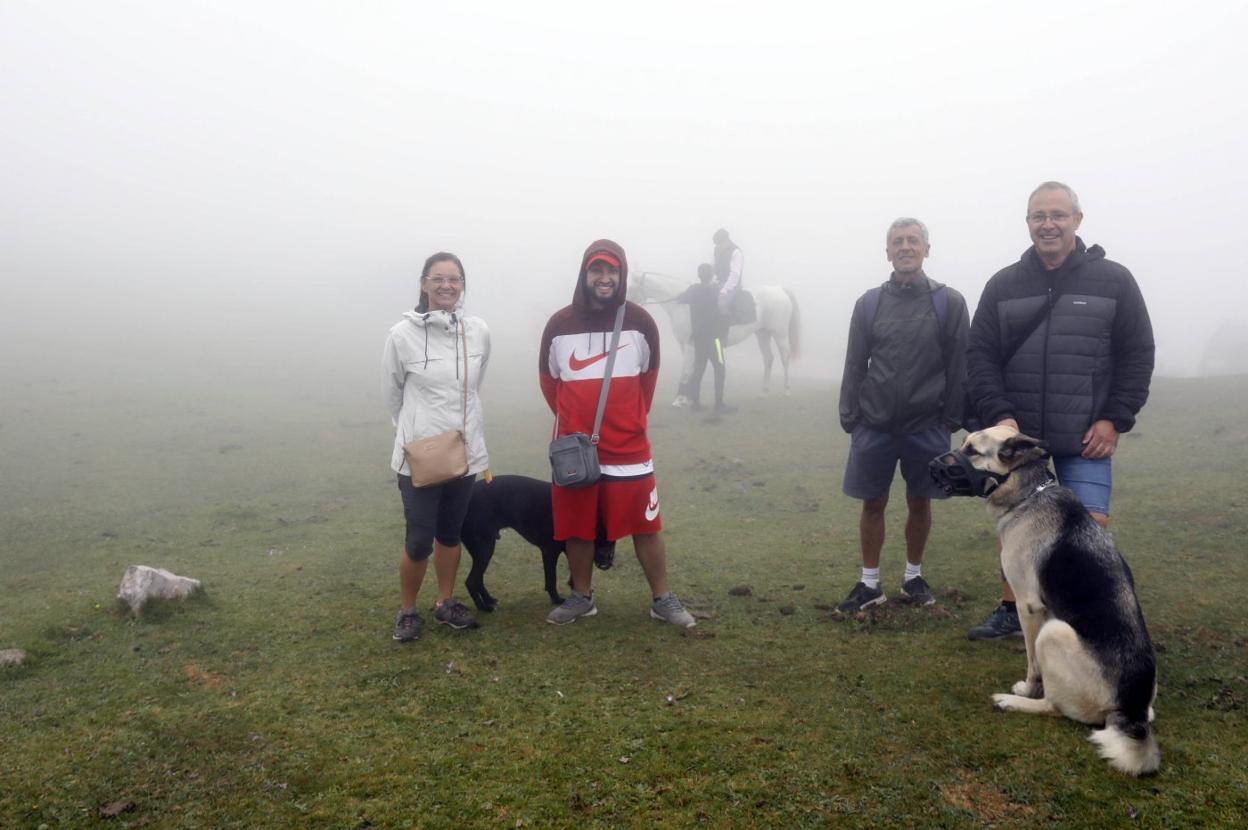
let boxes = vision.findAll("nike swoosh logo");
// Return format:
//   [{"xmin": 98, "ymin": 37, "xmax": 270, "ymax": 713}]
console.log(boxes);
[
  {"xmin": 644, "ymin": 488, "xmax": 660, "ymax": 521},
  {"xmin": 569, "ymin": 344, "xmax": 629, "ymax": 372}
]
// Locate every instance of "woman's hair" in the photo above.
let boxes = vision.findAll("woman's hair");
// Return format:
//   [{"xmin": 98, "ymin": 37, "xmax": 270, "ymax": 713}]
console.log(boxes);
[{"xmin": 416, "ymin": 251, "xmax": 466, "ymax": 313}]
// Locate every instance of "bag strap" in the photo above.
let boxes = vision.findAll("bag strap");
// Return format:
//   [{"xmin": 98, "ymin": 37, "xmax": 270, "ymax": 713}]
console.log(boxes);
[
  {"xmin": 590, "ymin": 303, "xmax": 627, "ymax": 445},
  {"xmin": 459, "ymin": 316, "xmax": 468, "ymax": 435},
  {"xmin": 998, "ymin": 282, "xmax": 1058, "ymax": 366}
]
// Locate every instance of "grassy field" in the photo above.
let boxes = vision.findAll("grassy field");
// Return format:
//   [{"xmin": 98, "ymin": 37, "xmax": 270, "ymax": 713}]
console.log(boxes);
[{"xmin": 2, "ymin": 372, "xmax": 1246, "ymax": 828}]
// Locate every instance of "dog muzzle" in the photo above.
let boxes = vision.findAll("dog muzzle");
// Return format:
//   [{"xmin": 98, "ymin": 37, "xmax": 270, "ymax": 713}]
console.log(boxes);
[{"xmin": 928, "ymin": 450, "xmax": 1006, "ymax": 498}]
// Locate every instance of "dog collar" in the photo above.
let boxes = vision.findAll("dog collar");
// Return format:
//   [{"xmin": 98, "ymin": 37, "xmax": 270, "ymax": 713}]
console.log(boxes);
[{"xmin": 1024, "ymin": 475, "xmax": 1058, "ymax": 502}]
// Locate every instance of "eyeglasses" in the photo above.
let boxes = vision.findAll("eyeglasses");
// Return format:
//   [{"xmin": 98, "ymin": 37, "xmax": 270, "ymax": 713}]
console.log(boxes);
[
  {"xmin": 1026, "ymin": 211, "xmax": 1074, "ymax": 224},
  {"xmin": 424, "ymin": 276, "xmax": 463, "ymax": 286}
]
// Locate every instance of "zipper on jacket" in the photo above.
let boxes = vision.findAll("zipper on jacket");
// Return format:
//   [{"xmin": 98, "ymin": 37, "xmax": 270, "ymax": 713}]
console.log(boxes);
[
  {"xmin": 451, "ymin": 313, "xmax": 461, "ymax": 381},
  {"xmin": 1039, "ymin": 285, "xmax": 1052, "ymax": 439}
]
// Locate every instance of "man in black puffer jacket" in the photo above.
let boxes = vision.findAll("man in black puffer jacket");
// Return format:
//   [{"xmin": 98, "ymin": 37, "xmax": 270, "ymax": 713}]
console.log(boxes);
[{"xmin": 965, "ymin": 181, "xmax": 1155, "ymax": 640}]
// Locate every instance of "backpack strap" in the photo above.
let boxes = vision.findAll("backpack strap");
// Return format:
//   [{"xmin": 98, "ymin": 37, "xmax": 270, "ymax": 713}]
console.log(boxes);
[
  {"xmin": 930, "ymin": 284, "xmax": 948, "ymax": 329},
  {"xmin": 862, "ymin": 286, "xmax": 882, "ymax": 352}
]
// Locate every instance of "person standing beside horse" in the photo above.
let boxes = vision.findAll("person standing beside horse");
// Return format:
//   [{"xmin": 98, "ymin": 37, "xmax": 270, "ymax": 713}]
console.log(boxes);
[
  {"xmin": 538, "ymin": 240, "xmax": 696, "ymax": 628},
  {"xmin": 676, "ymin": 263, "xmax": 735, "ymax": 415},
  {"xmin": 836, "ymin": 218, "xmax": 969, "ymax": 612},
  {"xmin": 383, "ymin": 252, "xmax": 491, "ymax": 641}
]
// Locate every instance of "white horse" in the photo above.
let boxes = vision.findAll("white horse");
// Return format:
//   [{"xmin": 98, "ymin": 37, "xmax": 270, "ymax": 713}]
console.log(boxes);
[{"xmin": 628, "ymin": 271, "xmax": 802, "ymax": 405}]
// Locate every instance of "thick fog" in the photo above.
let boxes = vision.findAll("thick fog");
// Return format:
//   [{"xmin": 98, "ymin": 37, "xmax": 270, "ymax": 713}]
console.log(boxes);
[{"xmin": 3, "ymin": 0, "xmax": 1247, "ymax": 401}]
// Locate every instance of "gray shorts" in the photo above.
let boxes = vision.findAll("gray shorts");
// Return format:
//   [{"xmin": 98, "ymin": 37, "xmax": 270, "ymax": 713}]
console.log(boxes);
[{"xmin": 843, "ymin": 425, "xmax": 950, "ymax": 501}]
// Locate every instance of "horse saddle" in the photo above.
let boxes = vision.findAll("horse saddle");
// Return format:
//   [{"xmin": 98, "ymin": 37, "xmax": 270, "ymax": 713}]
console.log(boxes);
[{"xmin": 729, "ymin": 290, "xmax": 757, "ymax": 325}]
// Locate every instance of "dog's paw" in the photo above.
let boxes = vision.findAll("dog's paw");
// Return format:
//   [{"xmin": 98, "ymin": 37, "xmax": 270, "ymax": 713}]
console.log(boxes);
[
  {"xmin": 1012, "ymin": 680, "xmax": 1043, "ymax": 698},
  {"xmin": 991, "ymin": 693, "xmax": 1013, "ymax": 712}
]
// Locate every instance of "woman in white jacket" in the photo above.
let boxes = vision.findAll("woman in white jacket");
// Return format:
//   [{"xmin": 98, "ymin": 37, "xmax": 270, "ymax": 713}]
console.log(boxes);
[{"xmin": 382, "ymin": 252, "xmax": 490, "ymax": 641}]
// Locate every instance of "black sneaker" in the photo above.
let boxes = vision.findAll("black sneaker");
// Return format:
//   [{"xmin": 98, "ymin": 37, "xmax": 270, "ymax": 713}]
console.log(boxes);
[
  {"xmin": 966, "ymin": 603, "xmax": 1022, "ymax": 640},
  {"xmin": 837, "ymin": 582, "xmax": 886, "ymax": 612},
  {"xmin": 899, "ymin": 575, "xmax": 935, "ymax": 606},
  {"xmin": 593, "ymin": 539, "xmax": 616, "ymax": 571},
  {"xmin": 714, "ymin": 403, "xmax": 737, "ymax": 415},
  {"xmin": 392, "ymin": 609, "xmax": 423, "ymax": 642},
  {"xmin": 433, "ymin": 598, "xmax": 479, "ymax": 630}
]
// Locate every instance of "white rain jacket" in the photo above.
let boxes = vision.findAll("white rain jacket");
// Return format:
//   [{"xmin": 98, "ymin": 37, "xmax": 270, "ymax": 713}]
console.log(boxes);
[{"xmin": 382, "ymin": 309, "xmax": 490, "ymax": 477}]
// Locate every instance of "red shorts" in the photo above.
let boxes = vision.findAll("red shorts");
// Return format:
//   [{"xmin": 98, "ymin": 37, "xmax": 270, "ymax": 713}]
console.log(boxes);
[{"xmin": 552, "ymin": 474, "xmax": 662, "ymax": 541}]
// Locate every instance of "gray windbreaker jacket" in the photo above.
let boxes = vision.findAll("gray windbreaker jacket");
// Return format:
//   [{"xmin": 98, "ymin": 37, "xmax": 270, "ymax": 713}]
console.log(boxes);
[
  {"xmin": 839, "ymin": 274, "xmax": 969, "ymax": 434},
  {"xmin": 382, "ymin": 309, "xmax": 490, "ymax": 476}
]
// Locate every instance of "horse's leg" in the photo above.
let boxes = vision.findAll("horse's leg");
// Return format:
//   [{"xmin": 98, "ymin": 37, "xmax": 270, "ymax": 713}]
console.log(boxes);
[
  {"xmin": 777, "ymin": 336, "xmax": 792, "ymax": 396},
  {"xmin": 756, "ymin": 330, "xmax": 774, "ymax": 392}
]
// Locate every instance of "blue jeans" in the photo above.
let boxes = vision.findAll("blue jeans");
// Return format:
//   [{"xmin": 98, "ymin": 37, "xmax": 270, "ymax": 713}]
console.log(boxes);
[{"xmin": 1052, "ymin": 455, "xmax": 1112, "ymax": 516}]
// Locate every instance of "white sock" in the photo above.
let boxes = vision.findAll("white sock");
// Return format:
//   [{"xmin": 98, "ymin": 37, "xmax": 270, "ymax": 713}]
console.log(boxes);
[
  {"xmin": 861, "ymin": 567, "xmax": 880, "ymax": 589},
  {"xmin": 904, "ymin": 562, "xmax": 922, "ymax": 582}
]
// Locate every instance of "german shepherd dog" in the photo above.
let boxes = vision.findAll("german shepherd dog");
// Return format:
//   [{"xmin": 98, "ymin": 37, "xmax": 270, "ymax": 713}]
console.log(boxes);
[
  {"xmin": 460, "ymin": 475, "xmax": 615, "ymax": 612},
  {"xmin": 930, "ymin": 426, "xmax": 1160, "ymax": 775}
]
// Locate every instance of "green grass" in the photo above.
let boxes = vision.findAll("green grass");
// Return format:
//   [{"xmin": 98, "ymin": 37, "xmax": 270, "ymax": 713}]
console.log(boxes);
[{"xmin": 2, "ymin": 374, "xmax": 1246, "ymax": 828}]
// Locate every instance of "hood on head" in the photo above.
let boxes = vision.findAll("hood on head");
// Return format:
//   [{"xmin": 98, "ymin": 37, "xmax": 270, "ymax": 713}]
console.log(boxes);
[{"xmin": 574, "ymin": 238, "xmax": 629, "ymax": 310}]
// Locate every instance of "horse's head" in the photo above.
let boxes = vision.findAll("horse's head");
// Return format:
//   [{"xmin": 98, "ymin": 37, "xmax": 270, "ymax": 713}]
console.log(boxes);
[{"xmin": 628, "ymin": 271, "xmax": 687, "ymax": 304}]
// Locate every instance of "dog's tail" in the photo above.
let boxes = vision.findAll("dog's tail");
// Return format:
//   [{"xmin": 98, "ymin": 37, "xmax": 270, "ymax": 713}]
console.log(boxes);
[{"xmin": 1089, "ymin": 712, "xmax": 1160, "ymax": 776}]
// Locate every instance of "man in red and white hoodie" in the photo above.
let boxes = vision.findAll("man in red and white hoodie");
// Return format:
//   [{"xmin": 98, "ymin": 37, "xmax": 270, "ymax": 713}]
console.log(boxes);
[{"xmin": 539, "ymin": 239, "xmax": 696, "ymax": 628}]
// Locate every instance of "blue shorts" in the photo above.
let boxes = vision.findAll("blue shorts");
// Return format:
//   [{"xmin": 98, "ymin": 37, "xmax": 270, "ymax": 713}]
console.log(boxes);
[
  {"xmin": 1053, "ymin": 455, "xmax": 1112, "ymax": 516},
  {"xmin": 843, "ymin": 425, "xmax": 950, "ymax": 501}
]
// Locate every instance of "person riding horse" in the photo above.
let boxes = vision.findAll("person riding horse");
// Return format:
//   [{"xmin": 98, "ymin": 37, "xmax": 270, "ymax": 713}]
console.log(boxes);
[
  {"xmin": 628, "ymin": 269, "xmax": 800, "ymax": 404},
  {"xmin": 712, "ymin": 228, "xmax": 756, "ymax": 325}
]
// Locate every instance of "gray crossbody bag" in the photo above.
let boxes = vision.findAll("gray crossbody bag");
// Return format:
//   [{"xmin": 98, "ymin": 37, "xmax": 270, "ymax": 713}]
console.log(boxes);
[{"xmin": 549, "ymin": 303, "xmax": 627, "ymax": 488}]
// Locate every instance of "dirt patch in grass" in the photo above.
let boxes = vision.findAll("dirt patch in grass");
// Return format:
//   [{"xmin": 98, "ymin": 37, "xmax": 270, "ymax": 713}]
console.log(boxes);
[
  {"xmin": 183, "ymin": 664, "xmax": 231, "ymax": 691},
  {"xmin": 821, "ymin": 598, "xmax": 956, "ymax": 629},
  {"xmin": 941, "ymin": 771, "xmax": 1038, "ymax": 823}
]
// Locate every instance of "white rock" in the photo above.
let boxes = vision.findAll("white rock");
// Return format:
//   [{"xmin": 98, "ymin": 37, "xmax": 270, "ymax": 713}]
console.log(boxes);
[
  {"xmin": 118, "ymin": 565, "xmax": 202, "ymax": 613},
  {"xmin": 0, "ymin": 648, "xmax": 26, "ymax": 667}
]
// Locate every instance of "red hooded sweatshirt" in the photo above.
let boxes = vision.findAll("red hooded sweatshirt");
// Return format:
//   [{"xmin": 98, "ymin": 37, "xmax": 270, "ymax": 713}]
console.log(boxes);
[{"xmin": 538, "ymin": 239, "xmax": 661, "ymax": 468}]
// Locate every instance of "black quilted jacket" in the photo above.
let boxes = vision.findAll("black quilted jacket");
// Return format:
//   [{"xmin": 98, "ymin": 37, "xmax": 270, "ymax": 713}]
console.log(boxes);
[{"xmin": 967, "ymin": 239, "xmax": 1155, "ymax": 457}]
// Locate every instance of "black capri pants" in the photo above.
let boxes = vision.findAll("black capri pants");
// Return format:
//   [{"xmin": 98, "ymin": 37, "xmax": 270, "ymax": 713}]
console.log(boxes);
[{"xmin": 396, "ymin": 473, "xmax": 476, "ymax": 561}]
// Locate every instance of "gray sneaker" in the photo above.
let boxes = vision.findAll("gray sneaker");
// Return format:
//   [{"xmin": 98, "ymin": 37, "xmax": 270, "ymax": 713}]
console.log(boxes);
[
  {"xmin": 837, "ymin": 582, "xmax": 886, "ymax": 612},
  {"xmin": 433, "ymin": 598, "xmax": 479, "ymax": 630},
  {"xmin": 547, "ymin": 590, "xmax": 597, "ymax": 625},
  {"xmin": 650, "ymin": 592, "xmax": 696, "ymax": 628},
  {"xmin": 899, "ymin": 575, "xmax": 935, "ymax": 606},
  {"xmin": 392, "ymin": 609, "xmax": 423, "ymax": 642}
]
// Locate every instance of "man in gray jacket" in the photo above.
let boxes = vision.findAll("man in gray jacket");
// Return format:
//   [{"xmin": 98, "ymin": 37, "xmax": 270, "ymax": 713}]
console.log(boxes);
[{"xmin": 837, "ymin": 218, "xmax": 969, "ymax": 611}]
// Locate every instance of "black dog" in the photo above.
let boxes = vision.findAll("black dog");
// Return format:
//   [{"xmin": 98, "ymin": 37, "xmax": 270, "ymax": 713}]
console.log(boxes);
[{"xmin": 461, "ymin": 474, "xmax": 615, "ymax": 611}]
